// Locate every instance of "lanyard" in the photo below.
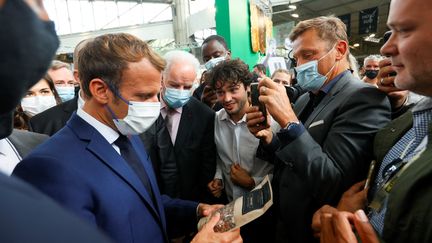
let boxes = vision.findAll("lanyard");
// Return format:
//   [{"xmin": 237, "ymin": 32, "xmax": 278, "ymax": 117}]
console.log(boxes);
[{"xmin": 369, "ymin": 137, "xmax": 427, "ymax": 212}]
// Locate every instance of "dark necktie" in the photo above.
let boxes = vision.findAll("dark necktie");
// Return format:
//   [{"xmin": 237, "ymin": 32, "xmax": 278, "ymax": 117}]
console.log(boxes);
[
  {"xmin": 114, "ymin": 135, "xmax": 155, "ymax": 204},
  {"xmin": 299, "ymin": 91, "xmax": 326, "ymax": 123}
]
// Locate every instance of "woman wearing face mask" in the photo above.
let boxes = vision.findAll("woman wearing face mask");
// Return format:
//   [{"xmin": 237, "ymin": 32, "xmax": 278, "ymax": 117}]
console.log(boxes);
[{"xmin": 14, "ymin": 75, "xmax": 61, "ymax": 130}]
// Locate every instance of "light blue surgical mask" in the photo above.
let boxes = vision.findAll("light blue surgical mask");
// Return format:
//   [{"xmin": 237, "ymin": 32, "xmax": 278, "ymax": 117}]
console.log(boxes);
[
  {"xmin": 56, "ymin": 86, "xmax": 75, "ymax": 102},
  {"xmin": 163, "ymin": 87, "xmax": 191, "ymax": 108},
  {"xmin": 294, "ymin": 46, "xmax": 337, "ymax": 92},
  {"xmin": 204, "ymin": 55, "xmax": 226, "ymax": 70}
]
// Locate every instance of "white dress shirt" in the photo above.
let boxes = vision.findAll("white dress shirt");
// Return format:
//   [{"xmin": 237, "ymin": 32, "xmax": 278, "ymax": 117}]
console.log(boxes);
[
  {"xmin": 214, "ymin": 109, "xmax": 274, "ymax": 201},
  {"xmin": 77, "ymin": 107, "xmax": 121, "ymax": 154},
  {"xmin": 0, "ymin": 138, "xmax": 22, "ymax": 175}
]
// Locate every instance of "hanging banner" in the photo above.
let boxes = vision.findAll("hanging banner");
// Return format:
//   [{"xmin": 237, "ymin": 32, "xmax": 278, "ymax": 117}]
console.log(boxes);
[
  {"xmin": 250, "ymin": 0, "xmax": 273, "ymax": 54},
  {"xmin": 359, "ymin": 7, "xmax": 378, "ymax": 35},
  {"xmin": 338, "ymin": 14, "xmax": 351, "ymax": 37}
]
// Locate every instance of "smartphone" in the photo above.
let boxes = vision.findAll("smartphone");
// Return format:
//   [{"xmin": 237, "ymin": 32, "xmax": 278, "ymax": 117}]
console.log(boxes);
[{"xmin": 250, "ymin": 82, "xmax": 267, "ymax": 125}]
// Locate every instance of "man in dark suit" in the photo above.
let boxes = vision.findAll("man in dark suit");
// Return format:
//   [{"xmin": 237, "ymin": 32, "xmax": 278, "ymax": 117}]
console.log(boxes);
[
  {"xmin": 0, "ymin": 129, "xmax": 48, "ymax": 175},
  {"xmin": 28, "ymin": 38, "xmax": 90, "ymax": 136},
  {"xmin": 246, "ymin": 16, "xmax": 391, "ymax": 242},
  {"xmin": 142, "ymin": 50, "xmax": 216, "ymax": 202},
  {"xmin": 13, "ymin": 33, "xmax": 241, "ymax": 243}
]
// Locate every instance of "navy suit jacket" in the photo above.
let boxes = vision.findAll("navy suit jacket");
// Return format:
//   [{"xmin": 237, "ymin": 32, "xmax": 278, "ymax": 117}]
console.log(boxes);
[{"xmin": 13, "ymin": 113, "xmax": 198, "ymax": 243}]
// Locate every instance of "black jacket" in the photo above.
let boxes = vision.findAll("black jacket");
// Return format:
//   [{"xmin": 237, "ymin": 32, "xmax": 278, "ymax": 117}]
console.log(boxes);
[{"xmin": 29, "ymin": 96, "xmax": 78, "ymax": 136}]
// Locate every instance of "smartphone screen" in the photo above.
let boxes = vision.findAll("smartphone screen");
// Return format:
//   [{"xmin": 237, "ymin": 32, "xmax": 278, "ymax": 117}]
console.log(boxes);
[{"xmin": 250, "ymin": 82, "xmax": 267, "ymax": 125}]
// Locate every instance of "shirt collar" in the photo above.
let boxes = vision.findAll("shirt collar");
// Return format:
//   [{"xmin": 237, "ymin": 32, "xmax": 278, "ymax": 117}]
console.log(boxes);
[
  {"xmin": 412, "ymin": 97, "xmax": 432, "ymax": 113},
  {"xmin": 76, "ymin": 107, "xmax": 120, "ymax": 145},
  {"xmin": 321, "ymin": 70, "xmax": 350, "ymax": 94},
  {"xmin": 0, "ymin": 138, "xmax": 8, "ymax": 156},
  {"xmin": 160, "ymin": 97, "xmax": 183, "ymax": 114},
  {"xmin": 218, "ymin": 108, "xmax": 247, "ymax": 124}
]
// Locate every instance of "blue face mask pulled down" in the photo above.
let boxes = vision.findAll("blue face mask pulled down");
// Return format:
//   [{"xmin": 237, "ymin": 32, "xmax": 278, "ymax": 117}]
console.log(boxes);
[
  {"xmin": 294, "ymin": 46, "xmax": 337, "ymax": 92},
  {"xmin": 163, "ymin": 87, "xmax": 191, "ymax": 108}
]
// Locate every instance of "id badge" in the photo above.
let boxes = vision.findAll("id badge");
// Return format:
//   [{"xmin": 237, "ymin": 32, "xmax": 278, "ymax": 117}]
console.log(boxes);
[{"xmin": 368, "ymin": 185, "xmax": 389, "ymax": 213}]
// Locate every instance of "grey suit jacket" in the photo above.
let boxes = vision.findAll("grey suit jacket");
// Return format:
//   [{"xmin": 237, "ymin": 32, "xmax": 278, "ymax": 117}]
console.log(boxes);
[
  {"xmin": 8, "ymin": 129, "xmax": 48, "ymax": 158},
  {"xmin": 270, "ymin": 71, "xmax": 391, "ymax": 243}
]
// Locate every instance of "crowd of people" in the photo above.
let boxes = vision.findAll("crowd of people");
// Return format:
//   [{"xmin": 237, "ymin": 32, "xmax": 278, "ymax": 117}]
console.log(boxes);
[{"xmin": 1, "ymin": 0, "xmax": 432, "ymax": 242}]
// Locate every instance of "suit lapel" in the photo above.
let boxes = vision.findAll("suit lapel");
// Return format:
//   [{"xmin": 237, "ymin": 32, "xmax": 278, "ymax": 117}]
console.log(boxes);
[
  {"xmin": 68, "ymin": 114, "xmax": 164, "ymax": 228},
  {"xmin": 174, "ymin": 102, "xmax": 193, "ymax": 148},
  {"xmin": 374, "ymin": 111, "xmax": 413, "ymax": 163},
  {"xmin": 303, "ymin": 74, "xmax": 349, "ymax": 128},
  {"xmin": 130, "ymin": 135, "xmax": 167, "ymax": 229},
  {"xmin": 293, "ymin": 93, "xmax": 310, "ymax": 118},
  {"xmin": 62, "ymin": 97, "xmax": 78, "ymax": 113},
  {"xmin": 304, "ymin": 93, "xmax": 335, "ymax": 128}
]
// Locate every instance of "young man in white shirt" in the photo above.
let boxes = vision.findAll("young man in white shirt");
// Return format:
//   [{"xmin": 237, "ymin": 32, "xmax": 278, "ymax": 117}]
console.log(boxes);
[
  {"xmin": 207, "ymin": 59, "xmax": 274, "ymax": 201},
  {"xmin": 207, "ymin": 58, "xmax": 275, "ymax": 242}
]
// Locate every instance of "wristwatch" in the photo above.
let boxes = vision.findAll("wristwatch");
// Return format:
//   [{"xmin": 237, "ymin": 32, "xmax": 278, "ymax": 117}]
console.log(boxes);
[{"xmin": 282, "ymin": 121, "xmax": 301, "ymax": 131}]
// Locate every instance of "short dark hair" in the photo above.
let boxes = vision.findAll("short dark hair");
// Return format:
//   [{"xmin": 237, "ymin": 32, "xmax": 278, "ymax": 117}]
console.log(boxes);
[
  {"xmin": 207, "ymin": 59, "xmax": 253, "ymax": 90},
  {"xmin": 202, "ymin": 35, "xmax": 229, "ymax": 50},
  {"xmin": 253, "ymin": 63, "xmax": 266, "ymax": 74},
  {"xmin": 78, "ymin": 33, "xmax": 165, "ymax": 98}
]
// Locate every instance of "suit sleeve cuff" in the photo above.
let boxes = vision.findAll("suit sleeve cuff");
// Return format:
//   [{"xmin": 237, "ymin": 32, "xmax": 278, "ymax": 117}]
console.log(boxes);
[{"xmin": 276, "ymin": 123, "xmax": 306, "ymax": 147}]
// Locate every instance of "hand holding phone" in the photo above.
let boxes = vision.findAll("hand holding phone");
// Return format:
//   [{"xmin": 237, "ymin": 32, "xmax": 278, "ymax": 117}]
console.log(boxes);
[
  {"xmin": 201, "ymin": 85, "xmax": 217, "ymax": 108},
  {"xmin": 250, "ymin": 82, "xmax": 267, "ymax": 126}
]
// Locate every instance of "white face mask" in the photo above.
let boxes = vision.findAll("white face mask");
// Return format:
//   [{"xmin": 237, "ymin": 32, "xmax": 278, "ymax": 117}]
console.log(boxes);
[
  {"xmin": 111, "ymin": 101, "xmax": 161, "ymax": 136},
  {"xmin": 204, "ymin": 55, "xmax": 226, "ymax": 70},
  {"xmin": 21, "ymin": 95, "xmax": 57, "ymax": 117}
]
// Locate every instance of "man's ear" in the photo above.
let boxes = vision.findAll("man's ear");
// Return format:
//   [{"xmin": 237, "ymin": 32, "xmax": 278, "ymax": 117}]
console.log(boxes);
[
  {"xmin": 88, "ymin": 78, "xmax": 111, "ymax": 104},
  {"xmin": 335, "ymin": 40, "xmax": 348, "ymax": 61}
]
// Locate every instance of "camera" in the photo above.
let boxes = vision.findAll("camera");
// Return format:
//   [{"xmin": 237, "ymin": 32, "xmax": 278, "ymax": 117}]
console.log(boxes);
[{"xmin": 285, "ymin": 84, "xmax": 304, "ymax": 103}]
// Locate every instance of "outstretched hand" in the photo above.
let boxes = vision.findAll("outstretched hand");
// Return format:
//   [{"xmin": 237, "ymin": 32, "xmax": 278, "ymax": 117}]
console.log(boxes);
[{"xmin": 192, "ymin": 213, "xmax": 243, "ymax": 243}]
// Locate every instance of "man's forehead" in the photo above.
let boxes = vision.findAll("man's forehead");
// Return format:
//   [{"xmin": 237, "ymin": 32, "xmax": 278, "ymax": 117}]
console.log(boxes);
[
  {"xmin": 216, "ymin": 80, "xmax": 241, "ymax": 89},
  {"xmin": 203, "ymin": 40, "xmax": 226, "ymax": 52},
  {"xmin": 388, "ymin": 0, "xmax": 427, "ymax": 27},
  {"xmin": 292, "ymin": 30, "xmax": 328, "ymax": 51},
  {"xmin": 365, "ymin": 59, "xmax": 379, "ymax": 65}
]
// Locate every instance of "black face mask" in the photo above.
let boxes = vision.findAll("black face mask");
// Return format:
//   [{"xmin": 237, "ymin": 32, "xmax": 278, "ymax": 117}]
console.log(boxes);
[
  {"xmin": 0, "ymin": 0, "xmax": 59, "ymax": 138},
  {"xmin": 364, "ymin": 70, "xmax": 379, "ymax": 79}
]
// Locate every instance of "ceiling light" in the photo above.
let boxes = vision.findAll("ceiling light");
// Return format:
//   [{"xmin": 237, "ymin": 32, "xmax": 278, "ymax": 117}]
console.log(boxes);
[
  {"xmin": 288, "ymin": 4, "xmax": 297, "ymax": 10},
  {"xmin": 291, "ymin": 13, "xmax": 299, "ymax": 18},
  {"xmin": 353, "ymin": 43, "xmax": 360, "ymax": 47},
  {"xmin": 369, "ymin": 33, "xmax": 376, "ymax": 38}
]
